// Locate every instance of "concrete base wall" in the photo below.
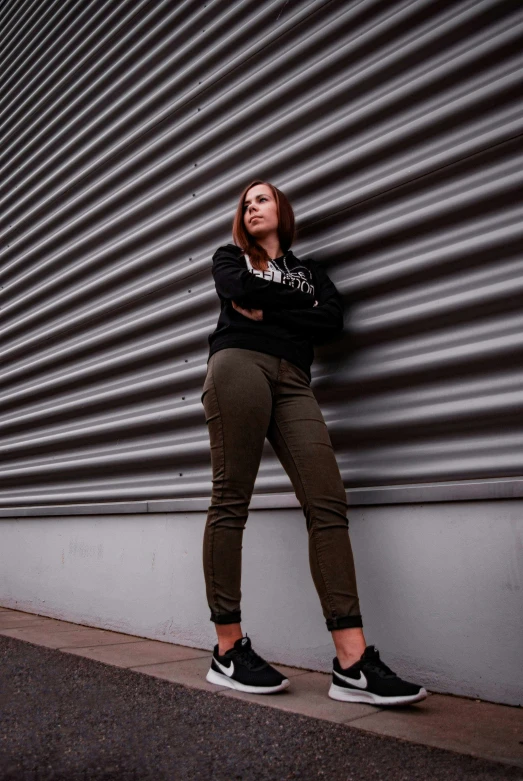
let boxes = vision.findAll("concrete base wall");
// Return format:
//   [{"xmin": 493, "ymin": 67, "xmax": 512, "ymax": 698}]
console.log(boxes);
[{"xmin": 1, "ymin": 500, "xmax": 522, "ymax": 706}]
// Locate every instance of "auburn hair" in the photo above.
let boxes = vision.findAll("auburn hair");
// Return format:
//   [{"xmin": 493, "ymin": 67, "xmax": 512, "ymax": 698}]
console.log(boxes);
[{"xmin": 232, "ymin": 180, "xmax": 295, "ymax": 271}]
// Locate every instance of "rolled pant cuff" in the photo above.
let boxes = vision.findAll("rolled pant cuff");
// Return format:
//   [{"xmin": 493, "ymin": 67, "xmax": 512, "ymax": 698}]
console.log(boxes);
[
  {"xmin": 326, "ymin": 615, "xmax": 363, "ymax": 631},
  {"xmin": 210, "ymin": 610, "xmax": 242, "ymax": 625}
]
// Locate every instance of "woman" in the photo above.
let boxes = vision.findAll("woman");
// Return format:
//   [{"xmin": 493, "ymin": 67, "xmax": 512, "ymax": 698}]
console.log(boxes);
[{"xmin": 201, "ymin": 180, "xmax": 427, "ymax": 706}]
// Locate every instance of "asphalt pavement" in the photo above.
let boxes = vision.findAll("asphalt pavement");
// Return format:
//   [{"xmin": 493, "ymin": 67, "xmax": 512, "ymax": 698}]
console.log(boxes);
[{"xmin": 1, "ymin": 635, "xmax": 522, "ymax": 781}]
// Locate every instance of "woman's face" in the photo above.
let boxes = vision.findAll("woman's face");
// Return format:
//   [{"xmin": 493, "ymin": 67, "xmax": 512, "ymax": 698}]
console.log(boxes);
[{"xmin": 243, "ymin": 184, "xmax": 279, "ymax": 239}]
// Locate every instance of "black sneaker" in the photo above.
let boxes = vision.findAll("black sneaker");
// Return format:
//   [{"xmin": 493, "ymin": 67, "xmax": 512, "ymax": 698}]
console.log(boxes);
[
  {"xmin": 206, "ymin": 635, "xmax": 290, "ymax": 694},
  {"xmin": 329, "ymin": 645, "xmax": 427, "ymax": 706}
]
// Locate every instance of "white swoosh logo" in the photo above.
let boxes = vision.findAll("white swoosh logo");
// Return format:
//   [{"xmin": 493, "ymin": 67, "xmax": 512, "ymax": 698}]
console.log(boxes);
[
  {"xmin": 215, "ymin": 657, "xmax": 234, "ymax": 678},
  {"xmin": 333, "ymin": 669, "xmax": 367, "ymax": 689}
]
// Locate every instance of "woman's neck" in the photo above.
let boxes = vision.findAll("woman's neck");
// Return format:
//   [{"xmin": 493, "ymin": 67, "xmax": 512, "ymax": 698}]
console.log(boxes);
[{"xmin": 257, "ymin": 235, "xmax": 283, "ymax": 260}]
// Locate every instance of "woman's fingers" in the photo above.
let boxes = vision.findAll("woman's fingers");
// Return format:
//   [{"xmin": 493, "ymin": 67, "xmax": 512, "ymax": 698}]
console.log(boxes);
[{"xmin": 231, "ymin": 301, "xmax": 263, "ymax": 321}]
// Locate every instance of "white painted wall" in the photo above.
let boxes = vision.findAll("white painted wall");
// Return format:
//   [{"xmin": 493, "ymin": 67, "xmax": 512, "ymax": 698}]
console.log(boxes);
[{"xmin": 1, "ymin": 501, "xmax": 521, "ymax": 706}]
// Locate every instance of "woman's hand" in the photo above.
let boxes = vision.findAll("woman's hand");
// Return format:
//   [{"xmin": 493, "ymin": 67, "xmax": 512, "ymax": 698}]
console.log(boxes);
[{"xmin": 232, "ymin": 301, "xmax": 263, "ymax": 321}]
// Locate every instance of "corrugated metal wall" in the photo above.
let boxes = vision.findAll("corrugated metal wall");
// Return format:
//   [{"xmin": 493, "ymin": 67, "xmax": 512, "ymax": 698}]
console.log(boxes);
[{"xmin": 1, "ymin": 0, "xmax": 522, "ymax": 511}]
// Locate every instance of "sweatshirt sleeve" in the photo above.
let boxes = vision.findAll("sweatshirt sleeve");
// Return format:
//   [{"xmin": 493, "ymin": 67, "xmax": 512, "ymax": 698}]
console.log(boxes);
[
  {"xmin": 212, "ymin": 245, "xmax": 316, "ymax": 310},
  {"xmin": 263, "ymin": 260, "xmax": 345, "ymax": 344}
]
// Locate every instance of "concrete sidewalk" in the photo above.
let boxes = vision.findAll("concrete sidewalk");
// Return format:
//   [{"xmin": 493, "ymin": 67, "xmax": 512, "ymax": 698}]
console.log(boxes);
[{"xmin": 1, "ymin": 606, "xmax": 522, "ymax": 778}]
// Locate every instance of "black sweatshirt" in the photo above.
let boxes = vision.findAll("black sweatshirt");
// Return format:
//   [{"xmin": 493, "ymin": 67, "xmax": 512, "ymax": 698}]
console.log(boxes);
[{"xmin": 207, "ymin": 244, "xmax": 345, "ymax": 378}]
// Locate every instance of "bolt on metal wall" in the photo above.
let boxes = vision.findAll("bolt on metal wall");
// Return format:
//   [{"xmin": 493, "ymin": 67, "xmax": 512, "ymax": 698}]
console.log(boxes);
[{"xmin": 1, "ymin": 0, "xmax": 522, "ymax": 510}]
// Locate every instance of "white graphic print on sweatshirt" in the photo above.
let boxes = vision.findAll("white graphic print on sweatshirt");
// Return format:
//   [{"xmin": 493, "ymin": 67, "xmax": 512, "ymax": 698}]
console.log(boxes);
[{"xmin": 245, "ymin": 254, "xmax": 315, "ymax": 296}]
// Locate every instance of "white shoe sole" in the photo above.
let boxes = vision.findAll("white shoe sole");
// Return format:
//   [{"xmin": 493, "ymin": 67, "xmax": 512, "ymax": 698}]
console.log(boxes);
[
  {"xmin": 206, "ymin": 666, "xmax": 290, "ymax": 694},
  {"xmin": 328, "ymin": 682, "xmax": 428, "ymax": 706}
]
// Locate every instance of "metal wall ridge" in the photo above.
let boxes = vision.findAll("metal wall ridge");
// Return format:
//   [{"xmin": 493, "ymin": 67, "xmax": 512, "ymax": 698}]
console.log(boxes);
[
  {"xmin": 0, "ymin": 0, "xmax": 143, "ymax": 114},
  {"xmin": 1, "ymin": 478, "xmax": 522, "ymax": 515},
  {"xmin": 1, "ymin": 0, "xmax": 510, "ymax": 227},
  {"xmin": 0, "ymin": 0, "xmax": 306, "ymax": 175},
  {"xmin": 1, "ymin": 0, "xmax": 522, "ymax": 509},
  {"xmin": 0, "ymin": 436, "xmax": 210, "ymax": 478},
  {"xmin": 0, "ymin": 364, "xmax": 204, "ymax": 429},
  {"xmin": 340, "ymin": 224, "xmax": 523, "ymax": 296},
  {"xmin": 0, "ymin": 325, "xmax": 211, "ymax": 398},
  {"xmin": 0, "ymin": 0, "xmax": 189, "ymax": 145},
  {"xmin": 0, "ymin": 402, "xmax": 204, "ymax": 453},
  {"xmin": 0, "ymin": 278, "xmax": 214, "ymax": 360},
  {"xmin": 0, "ymin": 0, "xmax": 57, "ymax": 70},
  {"xmin": 0, "ymin": 0, "xmax": 89, "ymax": 107}
]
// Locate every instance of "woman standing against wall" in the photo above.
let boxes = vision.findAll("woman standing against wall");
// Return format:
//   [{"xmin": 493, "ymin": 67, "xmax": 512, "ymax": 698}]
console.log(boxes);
[{"xmin": 201, "ymin": 180, "xmax": 427, "ymax": 706}]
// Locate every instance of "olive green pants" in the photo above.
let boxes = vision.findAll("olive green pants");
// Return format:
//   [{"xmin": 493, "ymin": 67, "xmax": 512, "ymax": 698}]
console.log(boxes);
[{"xmin": 201, "ymin": 348, "xmax": 362, "ymax": 631}]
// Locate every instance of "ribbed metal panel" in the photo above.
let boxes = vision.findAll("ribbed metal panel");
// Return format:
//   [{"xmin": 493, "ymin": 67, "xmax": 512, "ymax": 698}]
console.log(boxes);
[{"xmin": 1, "ymin": 0, "xmax": 522, "ymax": 510}]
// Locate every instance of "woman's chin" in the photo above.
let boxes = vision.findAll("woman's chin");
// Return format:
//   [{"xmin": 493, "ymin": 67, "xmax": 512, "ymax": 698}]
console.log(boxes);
[{"xmin": 247, "ymin": 227, "xmax": 272, "ymax": 240}]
